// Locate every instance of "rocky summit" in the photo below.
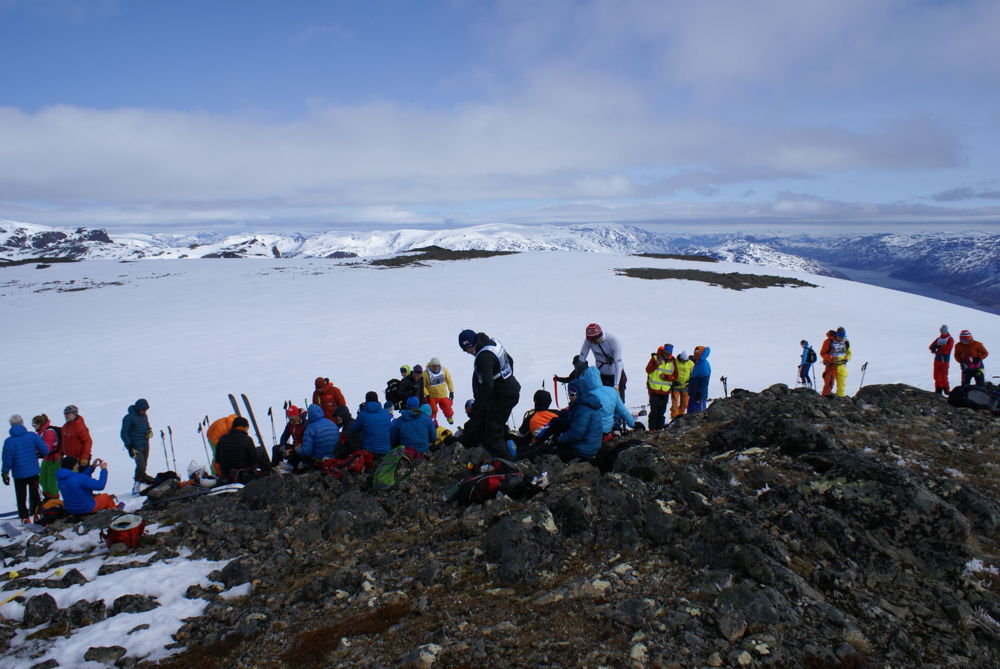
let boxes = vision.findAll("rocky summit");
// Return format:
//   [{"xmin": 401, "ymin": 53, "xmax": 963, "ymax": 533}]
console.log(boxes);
[{"xmin": 9, "ymin": 384, "xmax": 1000, "ymax": 668}]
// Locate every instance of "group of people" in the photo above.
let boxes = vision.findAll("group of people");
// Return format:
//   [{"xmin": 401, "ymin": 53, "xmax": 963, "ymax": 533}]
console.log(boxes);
[
  {"xmin": 928, "ymin": 326, "xmax": 990, "ymax": 395},
  {"xmin": 2, "ymin": 405, "xmax": 122, "ymax": 523}
]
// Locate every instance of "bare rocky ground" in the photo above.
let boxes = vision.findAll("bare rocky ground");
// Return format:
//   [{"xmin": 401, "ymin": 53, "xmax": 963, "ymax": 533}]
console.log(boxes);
[{"xmin": 6, "ymin": 384, "xmax": 1000, "ymax": 668}]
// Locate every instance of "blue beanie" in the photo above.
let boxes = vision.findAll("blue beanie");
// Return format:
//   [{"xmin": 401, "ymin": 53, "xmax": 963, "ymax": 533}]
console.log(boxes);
[
  {"xmin": 836, "ymin": 327, "xmax": 846, "ymax": 337},
  {"xmin": 662, "ymin": 344, "xmax": 674, "ymax": 353},
  {"xmin": 458, "ymin": 329, "xmax": 477, "ymax": 349},
  {"xmin": 406, "ymin": 396, "xmax": 419, "ymax": 409}
]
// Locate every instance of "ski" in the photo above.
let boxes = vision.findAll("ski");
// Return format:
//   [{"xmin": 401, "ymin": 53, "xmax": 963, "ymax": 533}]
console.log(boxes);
[
  {"xmin": 241, "ymin": 393, "xmax": 273, "ymax": 471},
  {"xmin": 228, "ymin": 393, "xmax": 242, "ymax": 417}
]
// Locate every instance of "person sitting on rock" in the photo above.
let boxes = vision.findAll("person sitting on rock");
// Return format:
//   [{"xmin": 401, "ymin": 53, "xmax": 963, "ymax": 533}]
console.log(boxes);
[
  {"xmin": 56, "ymin": 456, "xmax": 122, "ymax": 515},
  {"xmin": 291, "ymin": 404, "xmax": 340, "ymax": 468},
  {"xmin": 513, "ymin": 389, "xmax": 560, "ymax": 449},
  {"xmin": 273, "ymin": 405, "xmax": 307, "ymax": 467},
  {"xmin": 349, "ymin": 391, "xmax": 392, "ymax": 457},
  {"xmin": 515, "ymin": 383, "xmax": 582, "ymax": 461},
  {"xmin": 215, "ymin": 417, "xmax": 266, "ymax": 483},
  {"xmin": 579, "ymin": 366, "xmax": 635, "ymax": 435},
  {"xmin": 389, "ymin": 396, "xmax": 436, "ymax": 457}
]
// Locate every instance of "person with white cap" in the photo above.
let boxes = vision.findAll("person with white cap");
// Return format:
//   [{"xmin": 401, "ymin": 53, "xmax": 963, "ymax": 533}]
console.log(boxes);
[
  {"xmin": 579, "ymin": 323, "xmax": 626, "ymax": 402},
  {"xmin": 422, "ymin": 357, "xmax": 456, "ymax": 425},
  {"xmin": 672, "ymin": 351, "xmax": 695, "ymax": 418},
  {"xmin": 928, "ymin": 325, "xmax": 954, "ymax": 395}
]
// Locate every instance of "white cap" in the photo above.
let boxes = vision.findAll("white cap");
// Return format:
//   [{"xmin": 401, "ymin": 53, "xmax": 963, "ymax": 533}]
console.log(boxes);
[
  {"xmin": 679, "ymin": 351, "xmax": 689, "ymax": 360},
  {"xmin": 429, "ymin": 357, "xmax": 441, "ymax": 366}
]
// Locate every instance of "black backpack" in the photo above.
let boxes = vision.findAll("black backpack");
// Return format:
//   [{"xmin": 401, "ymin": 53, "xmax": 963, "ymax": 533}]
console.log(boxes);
[
  {"xmin": 47, "ymin": 425, "xmax": 62, "ymax": 448},
  {"xmin": 385, "ymin": 378, "xmax": 403, "ymax": 405},
  {"xmin": 948, "ymin": 383, "xmax": 1000, "ymax": 414},
  {"xmin": 442, "ymin": 459, "xmax": 533, "ymax": 505},
  {"xmin": 805, "ymin": 347, "xmax": 817, "ymax": 364}
]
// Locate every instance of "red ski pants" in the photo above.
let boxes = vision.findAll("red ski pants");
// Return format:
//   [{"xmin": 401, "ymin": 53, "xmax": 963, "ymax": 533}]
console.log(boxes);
[
  {"xmin": 428, "ymin": 397, "xmax": 454, "ymax": 421},
  {"xmin": 933, "ymin": 360, "xmax": 950, "ymax": 393}
]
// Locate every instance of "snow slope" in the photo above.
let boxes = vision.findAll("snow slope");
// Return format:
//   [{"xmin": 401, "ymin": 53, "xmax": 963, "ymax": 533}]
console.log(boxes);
[{"xmin": 1, "ymin": 251, "xmax": 997, "ymax": 501}]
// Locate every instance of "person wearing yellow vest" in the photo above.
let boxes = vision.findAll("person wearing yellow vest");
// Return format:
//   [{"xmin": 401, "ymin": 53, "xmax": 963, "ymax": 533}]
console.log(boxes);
[
  {"xmin": 422, "ymin": 357, "xmax": 456, "ymax": 425},
  {"xmin": 672, "ymin": 351, "xmax": 696, "ymax": 418},
  {"xmin": 645, "ymin": 344, "xmax": 676, "ymax": 430}
]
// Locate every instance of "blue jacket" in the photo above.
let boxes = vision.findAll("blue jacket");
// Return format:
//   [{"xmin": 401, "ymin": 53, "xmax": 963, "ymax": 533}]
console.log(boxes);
[
  {"xmin": 692, "ymin": 347, "xmax": 712, "ymax": 378},
  {"xmin": 557, "ymin": 392, "xmax": 604, "ymax": 457},
  {"xmin": 349, "ymin": 401, "xmax": 392, "ymax": 455},
  {"xmin": 2, "ymin": 424, "xmax": 49, "ymax": 479},
  {"xmin": 390, "ymin": 409, "xmax": 436, "ymax": 453},
  {"xmin": 299, "ymin": 404, "xmax": 340, "ymax": 460},
  {"xmin": 120, "ymin": 404, "xmax": 151, "ymax": 450},
  {"xmin": 580, "ymin": 367, "xmax": 635, "ymax": 434},
  {"xmin": 56, "ymin": 465, "xmax": 108, "ymax": 514}
]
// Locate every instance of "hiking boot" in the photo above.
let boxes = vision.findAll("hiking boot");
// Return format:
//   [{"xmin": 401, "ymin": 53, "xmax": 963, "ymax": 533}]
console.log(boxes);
[
  {"xmin": 21, "ymin": 517, "xmax": 30, "ymax": 524},
  {"xmin": 447, "ymin": 417, "xmax": 454, "ymax": 425},
  {"xmin": 132, "ymin": 482, "xmax": 143, "ymax": 495},
  {"xmin": 117, "ymin": 502, "xmax": 126, "ymax": 511}
]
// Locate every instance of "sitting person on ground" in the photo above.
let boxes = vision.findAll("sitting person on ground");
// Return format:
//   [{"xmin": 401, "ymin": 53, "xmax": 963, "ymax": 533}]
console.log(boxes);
[
  {"xmin": 349, "ymin": 391, "xmax": 392, "ymax": 456},
  {"xmin": 579, "ymin": 366, "xmax": 636, "ymax": 434},
  {"xmin": 516, "ymin": 381, "xmax": 599, "ymax": 461},
  {"xmin": 422, "ymin": 357, "xmax": 456, "ymax": 425},
  {"xmin": 56, "ymin": 456, "xmax": 122, "ymax": 515},
  {"xmin": 206, "ymin": 414, "xmax": 237, "ymax": 454},
  {"xmin": 3, "ymin": 414, "xmax": 51, "ymax": 522},
  {"xmin": 313, "ymin": 377, "xmax": 347, "ymax": 419},
  {"xmin": 390, "ymin": 396, "xmax": 437, "ymax": 457},
  {"xmin": 273, "ymin": 405, "xmax": 307, "ymax": 466},
  {"xmin": 215, "ymin": 417, "xmax": 266, "ymax": 482},
  {"xmin": 513, "ymin": 389, "xmax": 560, "ymax": 449},
  {"xmin": 289, "ymin": 403, "xmax": 340, "ymax": 469},
  {"xmin": 332, "ymin": 405, "xmax": 361, "ymax": 459}
]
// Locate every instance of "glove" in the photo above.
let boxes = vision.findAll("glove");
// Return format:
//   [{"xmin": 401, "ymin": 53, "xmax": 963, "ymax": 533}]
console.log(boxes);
[
  {"xmin": 145, "ymin": 429, "xmax": 153, "ymax": 439},
  {"xmin": 449, "ymin": 392, "xmax": 454, "ymax": 400},
  {"xmin": 2, "ymin": 474, "xmax": 9, "ymax": 486},
  {"xmin": 126, "ymin": 445, "xmax": 135, "ymax": 458}
]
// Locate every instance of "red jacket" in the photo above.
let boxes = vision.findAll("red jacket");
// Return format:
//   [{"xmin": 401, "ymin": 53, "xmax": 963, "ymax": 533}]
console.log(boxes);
[
  {"xmin": 313, "ymin": 382, "xmax": 347, "ymax": 419},
  {"xmin": 61, "ymin": 415, "xmax": 93, "ymax": 462},
  {"xmin": 954, "ymin": 340, "xmax": 989, "ymax": 367},
  {"xmin": 929, "ymin": 334, "xmax": 954, "ymax": 357}
]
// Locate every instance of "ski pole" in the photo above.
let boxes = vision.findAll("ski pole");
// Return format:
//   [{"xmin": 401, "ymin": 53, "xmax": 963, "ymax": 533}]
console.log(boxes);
[
  {"xmin": 197, "ymin": 423, "xmax": 211, "ymax": 467},
  {"xmin": 167, "ymin": 425, "xmax": 177, "ymax": 472},
  {"xmin": 720, "ymin": 376, "xmax": 729, "ymax": 398},
  {"xmin": 160, "ymin": 430, "xmax": 168, "ymax": 468},
  {"xmin": 267, "ymin": 407, "xmax": 277, "ymax": 447},
  {"xmin": 857, "ymin": 362, "xmax": 868, "ymax": 393}
]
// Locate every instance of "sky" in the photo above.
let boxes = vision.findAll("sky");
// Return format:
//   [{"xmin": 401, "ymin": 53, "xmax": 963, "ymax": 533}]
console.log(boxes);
[{"xmin": 1, "ymin": 0, "xmax": 999, "ymax": 232}]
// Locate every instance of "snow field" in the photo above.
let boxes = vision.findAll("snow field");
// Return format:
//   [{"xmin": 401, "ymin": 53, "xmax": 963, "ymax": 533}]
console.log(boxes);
[{"xmin": 1, "ymin": 251, "xmax": 997, "ymax": 505}]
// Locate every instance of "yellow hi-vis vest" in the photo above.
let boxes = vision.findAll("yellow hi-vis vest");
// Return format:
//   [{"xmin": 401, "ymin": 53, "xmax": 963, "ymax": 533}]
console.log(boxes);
[{"xmin": 647, "ymin": 359, "xmax": 675, "ymax": 393}]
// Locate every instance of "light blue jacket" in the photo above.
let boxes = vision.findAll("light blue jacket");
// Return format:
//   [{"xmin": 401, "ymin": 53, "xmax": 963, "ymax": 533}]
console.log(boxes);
[{"xmin": 580, "ymin": 367, "xmax": 635, "ymax": 433}]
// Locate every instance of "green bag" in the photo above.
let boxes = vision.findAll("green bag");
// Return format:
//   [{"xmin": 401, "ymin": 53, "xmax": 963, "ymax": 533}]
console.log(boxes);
[{"xmin": 371, "ymin": 447, "xmax": 414, "ymax": 491}]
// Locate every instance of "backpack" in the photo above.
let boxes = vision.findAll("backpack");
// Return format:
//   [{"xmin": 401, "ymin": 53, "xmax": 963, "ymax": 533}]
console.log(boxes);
[
  {"xmin": 371, "ymin": 447, "xmax": 414, "ymax": 491},
  {"xmin": 442, "ymin": 459, "xmax": 538, "ymax": 505},
  {"xmin": 321, "ymin": 450, "xmax": 375, "ymax": 479},
  {"xmin": 948, "ymin": 383, "xmax": 1000, "ymax": 414},
  {"xmin": 805, "ymin": 347, "xmax": 817, "ymax": 364},
  {"xmin": 37, "ymin": 498, "xmax": 69, "ymax": 525},
  {"xmin": 385, "ymin": 379, "xmax": 403, "ymax": 405}
]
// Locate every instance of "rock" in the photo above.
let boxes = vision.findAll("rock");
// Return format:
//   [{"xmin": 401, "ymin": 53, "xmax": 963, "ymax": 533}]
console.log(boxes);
[
  {"xmin": 483, "ymin": 508, "xmax": 561, "ymax": 585},
  {"xmin": 219, "ymin": 558, "xmax": 253, "ymax": 588},
  {"xmin": 24, "ymin": 542, "xmax": 49, "ymax": 558},
  {"xmin": 614, "ymin": 445, "xmax": 674, "ymax": 483},
  {"xmin": 607, "ymin": 598, "xmax": 659, "ymax": 628},
  {"xmin": 84, "ymin": 646, "xmax": 127, "ymax": 664},
  {"xmin": 548, "ymin": 489, "xmax": 595, "ymax": 537},
  {"xmin": 402, "ymin": 642, "xmax": 443, "ymax": 668},
  {"xmin": 109, "ymin": 594, "xmax": 159, "ymax": 616},
  {"xmin": 416, "ymin": 561, "xmax": 442, "ymax": 586},
  {"xmin": 324, "ymin": 490, "xmax": 389, "ymax": 539},
  {"xmin": 23, "ymin": 593, "xmax": 59, "ymax": 627},
  {"xmin": 30, "ymin": 660, "xmax": 59, "ymax": 669},
  {"xmin": 49, "ymin": 568, "xmax": 88, "ymax": 588},
  {"xmin": 66, "ymin": 599, "xmax": 107, "ymax": 628},
  {"xmin": 238, "ymin": 612, "xmax": 269, "ymax": 636}
]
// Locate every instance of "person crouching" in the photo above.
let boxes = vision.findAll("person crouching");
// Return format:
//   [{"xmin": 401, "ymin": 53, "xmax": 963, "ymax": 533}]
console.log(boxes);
[
  {"xmin": 56, "ymin": 456, "xmax": 122, "ymax": 515},
  {"xmin": 215, "ymin": 417, "xmax": 267, "ymax": 483}
]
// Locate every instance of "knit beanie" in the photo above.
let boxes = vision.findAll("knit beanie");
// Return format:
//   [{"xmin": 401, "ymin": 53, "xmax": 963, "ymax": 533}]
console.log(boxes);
[
  {"xmin": 940, "ymin": 325, "xmax": 949, "ymax": 334},
  {"xmin": 960, "ymin": 330, "xmax": 972, "ymax": 342},
  {"xmin": 365, "ymin": 391, "xmax": 379, "ymax": 403},
  {"xmin": 585, "ymin": 323, "xmax": 603, "ymax": 340},
  {"xmin": 232, "ymin": 416, "xmax": 249, "ymax": 430},
  {"xmin": 458, "ymin": 329, "xmax": 477, "ymax": 349}
]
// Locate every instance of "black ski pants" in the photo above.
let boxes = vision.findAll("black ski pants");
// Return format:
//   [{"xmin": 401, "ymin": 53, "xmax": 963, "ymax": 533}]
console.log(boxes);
[
  {"xmin": 14, "ymin": 475, "xmax": 41, "ymax": 520},
  {"xmin": 648, "ymin": 392, "xmax": 669, "ymax": 430}
]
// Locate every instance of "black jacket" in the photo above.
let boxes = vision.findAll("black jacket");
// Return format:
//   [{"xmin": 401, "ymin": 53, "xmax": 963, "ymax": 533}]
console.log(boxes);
[
  {"xmin": 471, "ymin": 332, "xmax": 521, "ymax": 403},
  {"xmin": 216, "ymin": 429, "xmax": 259, "ymax": 474}
]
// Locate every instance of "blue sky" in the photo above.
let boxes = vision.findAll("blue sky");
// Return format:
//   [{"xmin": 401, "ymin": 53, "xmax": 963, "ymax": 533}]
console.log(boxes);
[{"xmin": 1, "ymin": 0, "xmax": 999, "ymax": 232}]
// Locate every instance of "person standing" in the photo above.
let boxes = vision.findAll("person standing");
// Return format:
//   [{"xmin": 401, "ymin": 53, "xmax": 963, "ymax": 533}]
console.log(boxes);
[
  {"xmin": 422, "ymin": 357, "xmax": 456, "ymax": 425},
  {"xmin": 645, "ymin": 345, "xmax": 676, "ymax": 430},
  {"xmin": 688, "ymin": 346, "xmax": 712, "ymax": 413},
  {"xmin": 459, "ymin": 329, "xmax": 521, "ymax": 457},
  {"xmin": 32, "ymin": 414, "xmax": 61, "ymax": 499},
  {"xmin": 313, "ymin": 377, "xmax": 347, "ymax": 419},
  {"xmin": 821, "ymin": 327, "xmax": 852, "ymax": 397},
  {"xmin": 61, "ymin": 405, "xmax": 93, "ymax": 467},
  {"xmin": 954, "ymin": 330, "xmax": 989, "ymax": 386},
  {"xmin": 798, "ymin": 340, "xmax": 816, "ymax": 387},
  {"xmin": 672, "ymin": 351, "xmax": 695, "ymax": 418},
  {"xmin": 121, "ymin": 398, "xmax": 156, "ymax": 491},
  {"xmin": 579, "ymin": 323, "xmax": 626, "ymax": 401},
  {"xmin": 3, "ymin": 415, "xmax": 50, "ymax": 522},
  {"xmin": 929, "ymin": 325, "xmax": 954, "ymax": 395}
]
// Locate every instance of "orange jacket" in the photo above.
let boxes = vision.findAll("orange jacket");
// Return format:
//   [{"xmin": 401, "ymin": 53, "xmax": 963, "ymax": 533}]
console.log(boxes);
[
  {"xmin": 954, "ymin": 340, "xmax": 989, "ymax": 366},
  {"xmin": 61, "ymin": 415, "xmax": 93, "ymax": 462},
  {"xmin": 207, "ymin": 414, "xmax": 237, "ymax": 448},
  {"xmin": 313, "ymin": 382, "xmax": 347, "ymax": 419}
]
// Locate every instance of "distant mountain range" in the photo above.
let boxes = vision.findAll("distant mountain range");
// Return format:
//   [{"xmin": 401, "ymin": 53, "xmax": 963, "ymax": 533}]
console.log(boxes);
[{"xmin": 2, "ymin": 219, "xmax": 998, "ymax": 313}]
